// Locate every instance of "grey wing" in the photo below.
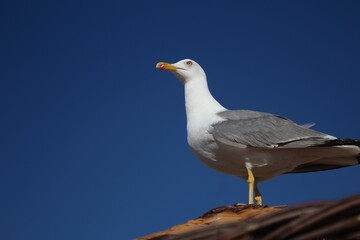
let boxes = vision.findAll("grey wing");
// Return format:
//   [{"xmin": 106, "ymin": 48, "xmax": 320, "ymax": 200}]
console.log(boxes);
[{"xmin": 211, "ymin": 110, "xmax": 334, "ymax": 148}]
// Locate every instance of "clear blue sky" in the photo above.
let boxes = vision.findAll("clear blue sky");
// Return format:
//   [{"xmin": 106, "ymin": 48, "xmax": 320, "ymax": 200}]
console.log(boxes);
[{"xmin": 1, "ymin": 1, "xmax": 359, "ymax": 239}]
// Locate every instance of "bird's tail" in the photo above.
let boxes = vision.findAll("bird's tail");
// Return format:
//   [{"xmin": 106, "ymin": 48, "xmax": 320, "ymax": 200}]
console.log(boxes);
[{"xmin": 289, "ymin": 139, "xmax": 360, "ymax": 173}]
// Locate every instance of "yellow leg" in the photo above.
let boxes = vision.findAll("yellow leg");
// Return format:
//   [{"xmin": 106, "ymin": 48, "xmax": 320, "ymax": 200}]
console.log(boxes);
[
  {"xmin": 255, "ymin": 184, "xmax": 263, "ymax": 206},
  {"xmin": 247, "ymin": 167, "xmax": 263, "ymax": 206},
  {"xmin": 246, "ymin": 168, "xmax": 255, "ymax": 205}
]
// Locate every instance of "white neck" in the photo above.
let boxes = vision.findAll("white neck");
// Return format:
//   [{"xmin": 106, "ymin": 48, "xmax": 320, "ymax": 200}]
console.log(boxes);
[{"xmin": 184, "ymin": 77, "xmax": 226, "ymax": 124}]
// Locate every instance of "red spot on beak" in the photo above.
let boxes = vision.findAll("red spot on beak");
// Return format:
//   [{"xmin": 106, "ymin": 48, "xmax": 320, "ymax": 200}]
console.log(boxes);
[{"xmin": 160, "ymin": 65, "xmax": 166, "ymax": 70}]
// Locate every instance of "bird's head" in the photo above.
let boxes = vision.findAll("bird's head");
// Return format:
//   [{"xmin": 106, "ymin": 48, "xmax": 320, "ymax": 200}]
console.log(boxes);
[{"xmin": 156, "ymin": 59, "xmax": 206, "ymax": 84}]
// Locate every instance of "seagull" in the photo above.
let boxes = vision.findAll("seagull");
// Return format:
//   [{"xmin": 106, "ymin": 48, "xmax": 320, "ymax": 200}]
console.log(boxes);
[{"xmin": 156, "ymin": 59, "xmax": 360, "ymax": 205}]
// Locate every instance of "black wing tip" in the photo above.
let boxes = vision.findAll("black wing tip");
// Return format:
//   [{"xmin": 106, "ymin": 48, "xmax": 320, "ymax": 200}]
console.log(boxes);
[{"xmin": 321, "ymin": 138, "xmax": 360, "ymax": 147}]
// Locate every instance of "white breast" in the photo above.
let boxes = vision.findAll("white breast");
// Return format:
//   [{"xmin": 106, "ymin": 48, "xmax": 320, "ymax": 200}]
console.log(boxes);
[{"xmin": 184, "ymin": 78, "xmax": 226, "ymax": 163}]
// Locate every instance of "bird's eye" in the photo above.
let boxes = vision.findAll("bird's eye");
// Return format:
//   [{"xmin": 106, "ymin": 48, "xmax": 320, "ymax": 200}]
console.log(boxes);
[{"xmin": 186, "ymin": 61, "xmax": 193, "ymax": 66}]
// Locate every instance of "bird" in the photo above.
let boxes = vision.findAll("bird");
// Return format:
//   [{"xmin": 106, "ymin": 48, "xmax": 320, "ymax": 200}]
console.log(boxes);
[{"xmin": 156, "ymin": 59, "xmax": 360, "ymax": 205}]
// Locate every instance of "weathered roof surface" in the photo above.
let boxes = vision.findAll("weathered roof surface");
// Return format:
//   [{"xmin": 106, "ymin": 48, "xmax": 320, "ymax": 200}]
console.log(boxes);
[{"xmin": 138, "ymin": 194, "xmax": 360, "ymax": 240}]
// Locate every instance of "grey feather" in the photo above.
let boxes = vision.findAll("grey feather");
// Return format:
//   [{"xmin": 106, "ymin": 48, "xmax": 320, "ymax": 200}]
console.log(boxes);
[
  {"xmin": 212, "ymin": 110, "xmax": 331, "ymax": 148},
  {"xmin": 301, "ymin": 122, "xmax": 316, "ymax": 129}
]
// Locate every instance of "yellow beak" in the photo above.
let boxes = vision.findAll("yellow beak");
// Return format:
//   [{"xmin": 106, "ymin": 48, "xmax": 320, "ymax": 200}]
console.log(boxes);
[{"xmin": 156, "ymin": 62, "xmax": 180, "ymax": 71}]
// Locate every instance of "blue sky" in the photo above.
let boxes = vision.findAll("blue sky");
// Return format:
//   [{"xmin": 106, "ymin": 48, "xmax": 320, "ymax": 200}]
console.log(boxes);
[{"xmin": 1, "ymin": 1, "xmax": 360, "ymax": 239}]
